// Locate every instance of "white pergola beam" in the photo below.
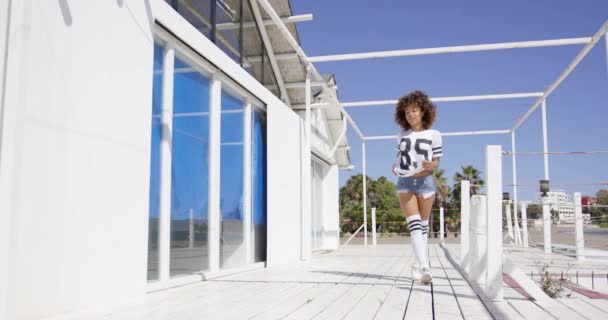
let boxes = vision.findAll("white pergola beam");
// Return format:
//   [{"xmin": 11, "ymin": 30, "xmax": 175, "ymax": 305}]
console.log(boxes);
[
  {"xmin": 365, "ymin": 130, "xmax": 511, "ymax": 140},
  {"xmin": 342, "ymin": 92, "xmax": 543, "ymax": 107},
  {"xmin": 216, "ymin": 14, "xmax": 313, "ymax": 31},
  {"xmin": 246, "ymin": 52, "xmax": 299, "ymax": 62},
  {"xmin": 265, "ymin": 81, "xmax": 325, "ymax": 90},
  {"xmin": 513, "ymin": 21, "xmax": 608, "ymax": 130},
  {"xmin": 256, "ymin": 0, "xmax": 366, "ymax": 140},
  {"xmin": 291, "ymin": 102, "xmax": 331, "ymax": 110},
  {"xmin": 249, "ymin": 0, "xmax": 290, "ymax": 105},
  {"xmin": 308, "ymin": 37, "xmax": 591, "ymax": 63}
]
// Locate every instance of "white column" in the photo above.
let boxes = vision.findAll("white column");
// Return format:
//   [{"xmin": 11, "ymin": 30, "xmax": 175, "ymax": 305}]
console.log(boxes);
[
  {"xmin": 460, "ymin": 180, "xmax": 470, "ymax": 268},
  {"xmin": 505, "ymin": 201, "xmax": 514, "ymax": 242},
  {"xmin": 243, "ymin": 102, "xmax": 252, "ymax": 264},
  {"xmin": 159, "ymin": 45, "xmax": 175, "ymax": 282},
  {"xmin": 512, "ymin": 204, "xmax": 521, "ymax": 246},
  {"xmin": 574, "ymin": 192, "xmax": 585, "ymax": 261},
  {"xmin": 541, "ymin": 99, "xmax": 550, "ymax": 180},
  {"xmin": 470, "ymin": 195, "xmax": 487, "ymax": 286},
  {"xmin": 208, "ymin": 72, "xmax": 222, "ymax": 272},
  {"xmin": 301, "ymin": 65, "xmax": 312, "ymax": 260},
  {"xmin": 189, "ymin": 209, "xmax": 194, "ymax": 249},
  {"xmin": 362, "ymin": 141, "xmax": 368, "ymax": 246},
  {"xmin": 542, "ymin": 197, "xmax": 552, "ymax": 254},
  {"xmin": 511, "ymin": 132, "xmax": 521, "ymax": 245},
  {"xmin": 439, "ymin": 207, "xmax": 445, "ymax": 245},
  {"xmin": 486, "ymin": 145, "xmax": 503, "ymax": 301},
  {"xmin": 371, "ymin": 207, "xmax": 377, "ymax": 246},
  {"xmin": 520, "ymin": 203, "xmax": 529, "ymax": 248}
]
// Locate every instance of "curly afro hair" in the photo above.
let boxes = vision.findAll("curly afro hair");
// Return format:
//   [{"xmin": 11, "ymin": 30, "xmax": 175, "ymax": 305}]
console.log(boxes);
[{"xmin": 394, "ymin": 90, "xmax": 437, "ymax": 131}]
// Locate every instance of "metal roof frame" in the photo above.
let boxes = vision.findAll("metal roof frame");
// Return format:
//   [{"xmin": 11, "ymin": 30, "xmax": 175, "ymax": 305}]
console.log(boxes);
[{"xmin": 256, "ymin": 0, "xmax": 608, "ymax": 244}]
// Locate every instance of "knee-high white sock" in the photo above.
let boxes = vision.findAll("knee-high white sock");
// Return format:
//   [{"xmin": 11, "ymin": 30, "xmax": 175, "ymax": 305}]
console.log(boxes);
[
  {"xmin": 407, "ymin": 214, "xmax": 428, "ymax": 268},
  {"xmin": 421, "ymin": 219, "xmax": 429, "ymax": 266}
]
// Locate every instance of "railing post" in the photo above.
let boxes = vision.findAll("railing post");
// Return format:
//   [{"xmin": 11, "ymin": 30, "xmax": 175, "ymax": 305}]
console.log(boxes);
[
  {"xmin": 505, "ymin": 200, "xmax": 514, "ymax": 243},
  {"xmin": 440, "ymin": 207, "xmax": 445, "ymax": 245},
  {"xmin": 372, "ymin": 207, "xmax": 377, "ymax": 246},
  {"xmin": 574, "ymin": 192, "xmax": 585, "ymax": 261},
  {"xmin": 460, "ymin": 180, "xmax": 470, "ymax": 268},
  {"xmin": 542, "ymin": 197, "xmax": 552, "ymax": 253},
  {"xmin": 520, "ymin": 203, "xmax": 529, "ymax": 248},
  {"xmin": 486, "ymin": 145, "xmax": 503, "ymax": 301},
  {"xmin": 470, "ymin": 195, "xmax": 487, "ymax": 286},
  {"xmin": 362, "ymin": 142, "xmax": 367, "ymax": 246}
]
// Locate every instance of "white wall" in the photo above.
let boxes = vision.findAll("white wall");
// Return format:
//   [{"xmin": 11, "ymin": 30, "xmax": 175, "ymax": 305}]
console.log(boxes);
[
  {"xmin": 266, "ymin": 102, "xmax": 303, "ymax": 267},
  {"xmin": 296, "ymin": 108, "xmax": 334, "ymax": 159},
  {"xmin": 0, "ymin": 1, "xmax": 14, "ymax": 318},
  {"xmin": 323, "ymin": 164, "xmax": 340, "ymax": 249},
  {"xmin": 2, "ymin": 1, "xmax": 155, "ymax": 318},
  {"xmin": 1, "ymin": 0, "xmax": 311, "ymax": 317}
]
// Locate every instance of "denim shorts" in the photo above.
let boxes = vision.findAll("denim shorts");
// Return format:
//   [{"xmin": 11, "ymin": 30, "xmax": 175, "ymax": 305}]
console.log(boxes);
[{"xmin": 397, "ymin": 174, "xmax": 436, "ymax": 197}]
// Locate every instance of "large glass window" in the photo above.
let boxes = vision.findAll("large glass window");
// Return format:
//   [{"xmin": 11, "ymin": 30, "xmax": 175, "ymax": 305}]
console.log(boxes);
[
  {"xmin": 166, "ymin": 0, "xmax": 280, "ymax": 98},
  {"xmin": 252, "ymin": 107, "xmax": 267, "ymax": 262},
  {"xmin": 148, "ymin": 42, "xmax": 164, "ymax": 281},
  {"xmin": 170, "ymin": 55, "xmax": 210, "ymax": 277},
  {"xmin": 148, "ymin": 31, "xmax": 269, "ymax": 284},
  {"xmin": 220, "ymin": 90, "xmax": 245, "ymax": 269}
]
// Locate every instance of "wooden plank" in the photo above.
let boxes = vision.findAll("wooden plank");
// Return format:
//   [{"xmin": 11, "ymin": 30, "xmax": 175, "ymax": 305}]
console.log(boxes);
[
  {"xmin": 209, "ymin": 259, "xmax": 357, "ymax": 319},
  {"xmin": 427, "ymin": 246, "xmax": 464, "ymax": 319},
  {"xmin": 403, "ymin": 245, "xmax": 435, "ymax": 320},
  {"xmin": 574, "ymin": 293, "xmax": 608, "ymax": 314},
  {"xmin": 341, "ymin": 255, "xmax": 410, "ymax": 319},
  {"xmin": 283, "ymin": 253, "xmax": 401, "ymax": 320},
  {"xmin": 557, "ymin": 297, "xmax": 607, "ymax": 319},
  {"xmin": 370, "ymin": 250, "xmax": 416, "ymax": 320},
  {"xmin": 434, "ymin": 245, "xmax": 494, "ymax": 320},
  {"xmin": 507, "ymin": 300, "xmax": 556, "ymax": 319},
  {"xmin": 535, "ymin": 298, "xmax": 591, "ymax": 320},
  {"xmin": 311, "ymin": 254, "xmax": 406, "ymax": 320}
]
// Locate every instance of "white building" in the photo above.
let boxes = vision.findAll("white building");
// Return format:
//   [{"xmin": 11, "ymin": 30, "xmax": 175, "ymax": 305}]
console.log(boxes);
[
  {"xmin": 0, "ymin": 1, "xmax": 350, "ymax": 318},
  {"xmin": 538, "ymin": 190, "xmax": 591, "ymax": 224}
]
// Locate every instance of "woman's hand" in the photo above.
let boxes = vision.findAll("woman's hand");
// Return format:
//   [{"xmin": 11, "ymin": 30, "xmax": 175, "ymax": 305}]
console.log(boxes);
[
  {"xmin": 422, "ymin": 160, "xmax": 435, "ymax": 171},
  {"xmin": 392, "ymin": 164, "xmax": 397, "ymax": 176}
]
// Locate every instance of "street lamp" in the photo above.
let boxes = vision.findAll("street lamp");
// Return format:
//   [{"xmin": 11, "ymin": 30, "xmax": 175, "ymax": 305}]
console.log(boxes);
[
  {"xmin": 540, "ymin": 180, "xmax": 550, "ymax": 197},
  {"xmin": 369, "ymin": 191, "xmax": 378, "ymax": 208}
]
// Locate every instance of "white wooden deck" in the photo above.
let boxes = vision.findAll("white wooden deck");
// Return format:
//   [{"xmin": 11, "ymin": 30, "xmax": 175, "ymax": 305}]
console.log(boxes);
[
  {"xmin": 47, "ymin": 244, "xmax": 495, "ymax": 320},
  {"xmin": 46, "ymin": 244, "xmax": 608, "ymax": 320},
  {"xmin": 444, "ymin": 243, "xmax": 608, "ymax": 320},
  {"xmin": 503, "ymin": 243, "xmax": 608, "ymax": 294}
]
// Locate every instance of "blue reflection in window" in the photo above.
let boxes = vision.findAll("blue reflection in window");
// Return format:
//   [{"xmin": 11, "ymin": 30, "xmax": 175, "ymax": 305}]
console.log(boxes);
[
  {"xmin": 252, "ymin": 108, "xmax": 267, "ymax": 262},
  {"xmin": 220, "ymin": 90, "xmax": 244, "ymax": 268},
  {"xmin": 170, "ymin": 56, "xmax": 210, "ymax": 276}
]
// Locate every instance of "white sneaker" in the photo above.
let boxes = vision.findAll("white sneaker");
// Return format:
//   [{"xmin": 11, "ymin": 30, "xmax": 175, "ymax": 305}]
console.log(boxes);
[
  {"xmin": 421, "ymin": 267, "xmax": 433, "ymax": 284},
  {"xmin": 411, "ymin": 263, "xmax": 421, "ymax": 281}
]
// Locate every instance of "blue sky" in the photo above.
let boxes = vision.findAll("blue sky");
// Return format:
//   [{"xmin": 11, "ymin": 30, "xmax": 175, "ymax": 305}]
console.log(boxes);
[{"xmin": 291, "ymin": 0, "xmax": 608, "ymax": 202}]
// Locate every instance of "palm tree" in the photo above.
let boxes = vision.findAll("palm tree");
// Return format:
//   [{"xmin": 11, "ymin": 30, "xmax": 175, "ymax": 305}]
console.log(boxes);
[
  {"xmin": 432, "ymin": 169, "xmax": 451, "ymax": 207},
  {"xmin": 452, "ymin": 165, "xmax": 484, "ymax": 209}
]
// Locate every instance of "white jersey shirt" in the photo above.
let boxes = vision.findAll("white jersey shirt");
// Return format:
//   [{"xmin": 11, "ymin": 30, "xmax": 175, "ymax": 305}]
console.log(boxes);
[{"xmin": 393, "ymin": 129, "xmax": 443, "ymax": 177}]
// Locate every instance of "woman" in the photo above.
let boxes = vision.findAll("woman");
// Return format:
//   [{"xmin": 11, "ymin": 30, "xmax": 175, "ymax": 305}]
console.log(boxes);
[{"xmin": 392, "ymin": 90, "xmax": 442, "ymax": 284}]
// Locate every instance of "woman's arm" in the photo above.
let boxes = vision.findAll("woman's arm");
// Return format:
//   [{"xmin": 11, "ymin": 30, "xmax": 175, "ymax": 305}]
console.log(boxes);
[{"xmin": 422, "ymin": 157, "xmax": 440, "ymax": 173}]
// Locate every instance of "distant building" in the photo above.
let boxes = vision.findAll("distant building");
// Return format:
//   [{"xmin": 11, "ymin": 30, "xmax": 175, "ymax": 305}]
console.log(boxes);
[
  {"xmin": 537, "ymin": 190, "xmax": 591, "ymax": 224},
  {"xmin": 582, "ymin": 196, "xmax": 598, "ymax": 206}
]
